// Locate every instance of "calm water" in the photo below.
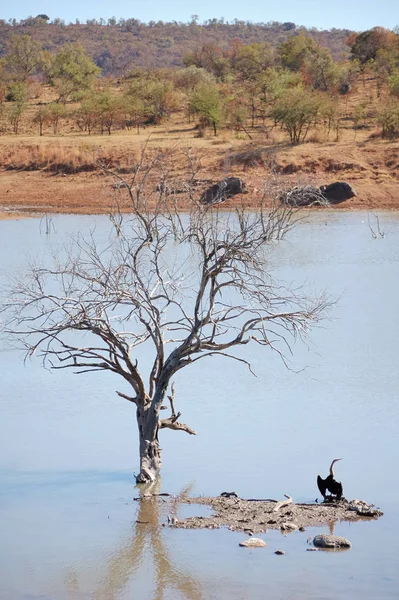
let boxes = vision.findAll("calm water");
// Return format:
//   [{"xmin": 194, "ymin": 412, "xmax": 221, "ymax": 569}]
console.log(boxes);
[{"xmin": 0, "ymin": 211, "xmax": 398, "ymax": 600}]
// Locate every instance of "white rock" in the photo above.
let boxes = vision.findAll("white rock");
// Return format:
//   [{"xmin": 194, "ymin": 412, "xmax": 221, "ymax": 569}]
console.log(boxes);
[{"xmin": 239, "ymin": 537, "xmax": 267, "ymax": 548}]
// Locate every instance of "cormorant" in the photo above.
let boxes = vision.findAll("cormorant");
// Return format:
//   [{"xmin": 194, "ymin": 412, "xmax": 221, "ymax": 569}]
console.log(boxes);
[{"xmin": 317, "ymin": 458, "xmax": 343, "ymax": 500}]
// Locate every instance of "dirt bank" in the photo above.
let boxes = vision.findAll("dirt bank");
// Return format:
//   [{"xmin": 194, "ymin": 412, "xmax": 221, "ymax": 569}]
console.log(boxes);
[
  {"xmin": 0, "ymin": 168, "xmax": 398, "ymax": 219},
  {"xmin": 0, "ymin": 134, "xmax": 398, "ymax": 216}
]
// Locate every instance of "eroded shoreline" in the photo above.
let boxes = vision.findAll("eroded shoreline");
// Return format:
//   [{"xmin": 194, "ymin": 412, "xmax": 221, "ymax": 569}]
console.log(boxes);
[{"xmin": 0, "ymin": 168, "xmax": 398, "ymax": 220}]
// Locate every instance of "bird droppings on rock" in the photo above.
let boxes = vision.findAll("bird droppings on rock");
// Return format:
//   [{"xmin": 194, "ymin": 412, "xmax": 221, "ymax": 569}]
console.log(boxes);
[
  {"xmin": 313, "ymin": 534, "xmax": 352, "ymax": 549},
  {"xmin": 239, "ymin": 537, "xmax": 267, "ymax": 548}
]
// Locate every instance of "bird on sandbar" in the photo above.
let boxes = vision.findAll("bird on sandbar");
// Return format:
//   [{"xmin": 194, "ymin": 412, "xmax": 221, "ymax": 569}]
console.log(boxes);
[{"xmin": 317, "ymin": 458, "xmax": 343, "ymax": 500}]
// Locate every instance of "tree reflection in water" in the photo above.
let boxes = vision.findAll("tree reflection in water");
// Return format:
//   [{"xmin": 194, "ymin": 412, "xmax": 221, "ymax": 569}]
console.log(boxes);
[{"xmin": 64, "ymin": 480, "xmax": 203, "ymax": 600}]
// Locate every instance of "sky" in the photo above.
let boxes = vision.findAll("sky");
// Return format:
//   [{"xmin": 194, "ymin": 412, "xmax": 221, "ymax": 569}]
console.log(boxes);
[{"xmin": 2, "ymin": 0, "xmax": 398, "ymax": 32}]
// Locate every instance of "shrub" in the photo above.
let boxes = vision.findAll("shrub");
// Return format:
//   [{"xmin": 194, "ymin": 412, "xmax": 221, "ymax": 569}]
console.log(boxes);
[
  {"xmin": 377, "ymin": 101, "xmax": 399, "ymax": 138},
  {"xmin": 271, "ymin": 87, "xmax": 323, "ymax": 144}
]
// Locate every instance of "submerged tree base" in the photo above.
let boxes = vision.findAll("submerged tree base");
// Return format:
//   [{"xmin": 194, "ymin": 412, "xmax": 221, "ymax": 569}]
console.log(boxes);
[{"xmin": 167, "ymin": 496, "xmax": 383, "ymax": 533}]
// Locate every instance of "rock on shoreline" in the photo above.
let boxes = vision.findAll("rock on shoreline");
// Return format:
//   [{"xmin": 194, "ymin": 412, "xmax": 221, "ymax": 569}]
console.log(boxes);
[{"xmin": 313, "ymin": 534, "xmax": 352, "ymax": 549}]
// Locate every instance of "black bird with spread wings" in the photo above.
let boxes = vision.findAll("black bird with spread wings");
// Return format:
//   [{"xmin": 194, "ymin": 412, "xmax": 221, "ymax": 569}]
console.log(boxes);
[{"xmin": 317, "ymin": 458, "xmax": 343, "ymax": 500}]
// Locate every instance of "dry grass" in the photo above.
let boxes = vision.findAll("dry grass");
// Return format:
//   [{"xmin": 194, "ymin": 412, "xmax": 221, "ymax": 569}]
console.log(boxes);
[{"xmin": 0, "ymin": 141, "xmax": 143, "ymax": 174}]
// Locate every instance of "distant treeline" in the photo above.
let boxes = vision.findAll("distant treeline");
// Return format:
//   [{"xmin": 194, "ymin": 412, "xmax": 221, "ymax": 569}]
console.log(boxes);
[{"xmin": 0, "ymin": 16, "xmax": 353, "ymax": 75}]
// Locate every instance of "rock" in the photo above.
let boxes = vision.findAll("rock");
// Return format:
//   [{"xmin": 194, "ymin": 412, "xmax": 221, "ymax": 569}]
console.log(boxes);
[
  {"xmin": 356, "ymin": 507, "xmax": 382, "ymax": 517},
  {"xmin": 239, "ymin": 537, "xmax": 267, "ymax": 548},
  {"xmin": 307, "ymin": 548, "xmax": 319, "ymax": 551},
  {"xmin": 275, "ymin": 550, "xmax": 286, "ymax": 555},
  {"xmin": 319, "ymin": 181, "xmax": 356, "ymax": 204},
  {"xmin": 299, "ymin": 526, "xmax": 305, "ymax": 532},
  {"xmin": 281, "ymin": 522, "xmax": 298, "ymax": 532},
  {"xmin": 348, "ymin": 499, "xmax": 383, "ymax": 517},
  {"xmin": 313, "ymin": 534, "xmax": 352, "ymax": 549},
  {"xmin": 200, "ymin": 177, "xmax": 248, "ymax": 206}
]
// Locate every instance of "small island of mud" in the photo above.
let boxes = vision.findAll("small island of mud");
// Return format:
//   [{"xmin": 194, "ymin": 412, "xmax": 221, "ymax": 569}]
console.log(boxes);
[{"xmin": 171, "ymin": 495, "xmax": 383, "ymax": 533}]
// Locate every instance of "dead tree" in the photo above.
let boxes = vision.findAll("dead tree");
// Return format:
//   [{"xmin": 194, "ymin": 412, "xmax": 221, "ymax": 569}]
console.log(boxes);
[{"xmin": 1, "ymin": 158, "xmax": 330, "ymax": 483}]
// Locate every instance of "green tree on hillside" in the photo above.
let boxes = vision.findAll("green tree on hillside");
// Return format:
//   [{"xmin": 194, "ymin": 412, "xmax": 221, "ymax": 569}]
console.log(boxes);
[
  {"xmin": 174, "ymin": 65, "xmax": 215, "ymax": 93},
  {"xmin": 271, "ymin": 86, "xmax": 322, "ymax": 144},
  {"xmin": 278, "ymin": 34, "xmax": 317, "ymax": 71},
  {"xmin": 388, "ymin": 71, "xmax": 399, "ymax": 97},
  {"xmin": 33, "ymin": 102, "xmax": 67, "ymax": 135},
  {"xmin": 125, "ymin": 74, "xmax": 180, "ymax": 125},
  {"xmin": 258, "ymin": 67, "xmax": 302, "ymax": 107},
  {"xmin": 174, "ymin": 66, "xmax": 216, "ymax": 122},
  {"xmin": 96, "ymin": 90, "xmax": 122, "ymax": 135},
  {"xmin": 5, "ymin": 35, "xmax": 43, "ymax": 82},
  {"xmin": 189, "ymin": 81, "xmax": 223, "ymax": 135},
  {"xmin": 33, "ymin": 105, "xmax": 51, "ymax": 135},
  {"xmin": 372, "ymin": 47, "xmax": 399, "ymax": 96},
  {"xmin": 49, "ymin": 44, "xmax": 101, "ymax": 103},
  {"xmin": 183, "ymin": 43, "xmax": 230, "ymax": 81},
  {"xmin": 75, "ymin": 95, "xmax": 100, "ymax": 134},
  {"xmin": 232, "ymin": 43, "xmax": 274, "ymax": 81},
  {"xmin": 0, "ymin": 61, "xmax": 8, "ymax": 105},
  {"xmin": 302, "ymin": 46, "xmax": 339, "ymax": 91},
  {"xmin": 121, "ymin": 95, "xmax": 146, "ymax": 133},
  {"xmin": 378, "ymin": 100, "xmax": 399, "ymax": 138},
  {"xmin": 7, "ymin": 82, "xmax": 28, "ymax": 134},
  {"xmin": 142, "ymin": 79, "xmax": 180, "ymax": 124}
]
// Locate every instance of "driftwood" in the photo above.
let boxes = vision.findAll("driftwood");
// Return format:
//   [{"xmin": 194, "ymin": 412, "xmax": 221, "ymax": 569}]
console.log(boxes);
[
  {"xmin": 280, "ymin": 186, "xmax": 329, "ymax": 207},
  {"xmin": 273, "ymin": 494, "xmax": 293, "ymax": 512},
  {"xmin": 280, "ymin": 181, "xmax": 356, "ymax": 208}
]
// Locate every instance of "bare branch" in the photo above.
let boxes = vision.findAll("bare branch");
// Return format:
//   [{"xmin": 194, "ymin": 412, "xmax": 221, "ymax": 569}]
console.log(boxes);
[
  {"xmin": 159, "ymin": 418, "xmax": 196, "ymax": 435},
  {"xmin": 116, "ymin": 391, "xmax": 138, "ymax": 405}
]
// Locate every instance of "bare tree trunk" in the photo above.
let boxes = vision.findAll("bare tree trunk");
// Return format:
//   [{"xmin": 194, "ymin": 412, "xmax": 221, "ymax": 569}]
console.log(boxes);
[
  {"xmin": 136, "ymin": 403, "xmax": 161, "ymax": 483},
  {"xmin": 137, "ymin": 431, "xmax": 161, "ymax": 483}
]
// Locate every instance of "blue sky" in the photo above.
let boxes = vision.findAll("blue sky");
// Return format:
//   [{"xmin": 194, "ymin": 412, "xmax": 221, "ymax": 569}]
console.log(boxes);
[{"xmin": 2, "ymin": 0, "xmax": 398, "ymax": 31}]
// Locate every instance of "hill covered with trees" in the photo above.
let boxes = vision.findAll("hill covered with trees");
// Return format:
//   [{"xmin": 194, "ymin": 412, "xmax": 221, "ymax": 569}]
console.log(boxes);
[{"xmin": 0, "ymin": 16, "xmax": 353, "ymax": 74}]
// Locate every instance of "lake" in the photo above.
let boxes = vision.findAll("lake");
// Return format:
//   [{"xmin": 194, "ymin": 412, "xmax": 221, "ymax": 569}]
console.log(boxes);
[{"xmin": 1, "ymin": 211, "xmax": 398, "ymax": 600}]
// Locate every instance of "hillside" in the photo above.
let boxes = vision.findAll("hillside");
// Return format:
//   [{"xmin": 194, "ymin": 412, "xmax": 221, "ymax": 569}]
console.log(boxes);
[{"xmin": 0, "ymin": 18, "xmax": 352, "ymax": 75}]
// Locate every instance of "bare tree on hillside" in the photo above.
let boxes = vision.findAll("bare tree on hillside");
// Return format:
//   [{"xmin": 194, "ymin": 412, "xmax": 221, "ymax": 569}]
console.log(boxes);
[{"xmin": 1, "ymin": 158, "xmax": 330, "ymax": 483}]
